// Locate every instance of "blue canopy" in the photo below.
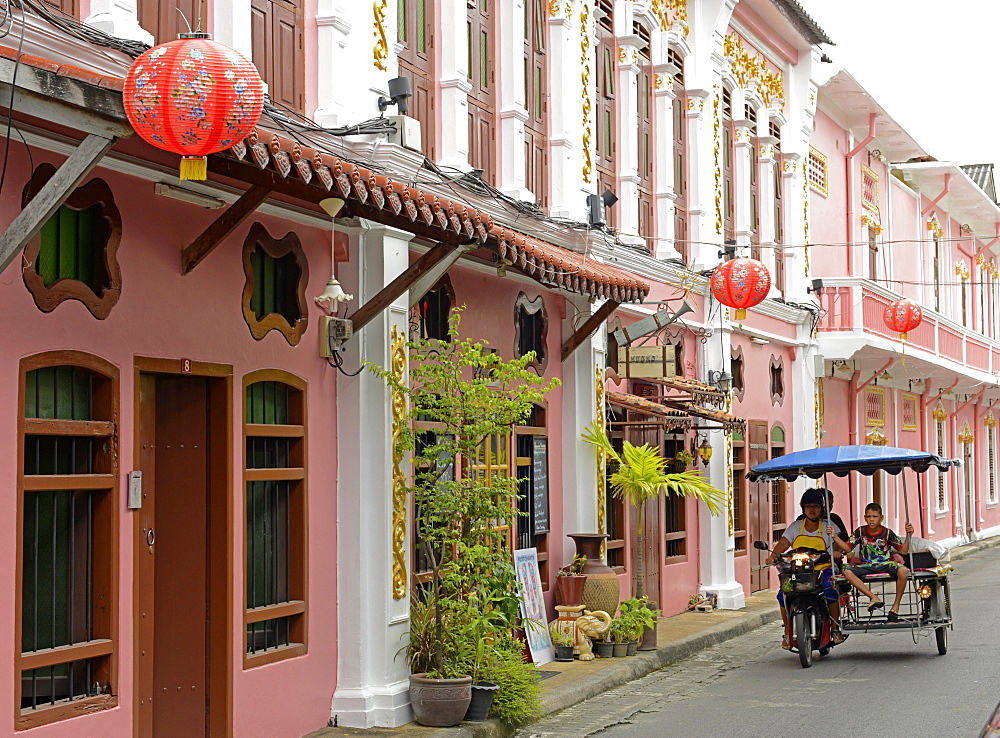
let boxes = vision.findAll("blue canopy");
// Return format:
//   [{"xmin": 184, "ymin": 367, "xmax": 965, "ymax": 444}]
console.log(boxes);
[{"xmin": 747, "ymin": 445, "xmax": 961, "ymax": 482}]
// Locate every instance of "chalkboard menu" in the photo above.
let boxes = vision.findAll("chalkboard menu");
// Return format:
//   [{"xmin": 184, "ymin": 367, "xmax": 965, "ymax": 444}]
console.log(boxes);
[{"xmin": 531, "ymin": 436, "xmax": 549, "ymax": 534}]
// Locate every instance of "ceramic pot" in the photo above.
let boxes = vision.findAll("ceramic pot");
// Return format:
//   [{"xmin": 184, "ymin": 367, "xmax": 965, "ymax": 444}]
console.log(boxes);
[
  {"xmin": 409, "ymin": 674, "xmax": 473, "ymax": 727},
  {"xmin": 555, "ymin": 574, "xmax": 587, "ymax": 607},
  {"xmin": 464, "ymin": 681, "xmax": 499, "ymax": 722},
  {"xmin": 568, "ymin": 533, "xmax": 620, "ymax": 616},
  {"xmin": 594, "ymin": 640, "xmax": 615, "ymax": 658},
  {"xmin": 554, "ymin": 645, "xmax": 575, "ymax": 662},
  {"xmin": 612, "ymin": 642, "xmax": 629, "ymax": 658}
]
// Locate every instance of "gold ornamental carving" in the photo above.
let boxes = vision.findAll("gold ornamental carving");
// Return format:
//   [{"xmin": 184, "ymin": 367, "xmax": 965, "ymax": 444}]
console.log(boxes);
[
  {"xmin": 724, "ymin": 34, "xmax": 783, "ymax": 110},
  {"xmin": 651, "ymin": 0, "xmax": 687, "ymax": 33},
  {"xmin": 390, "ymin": 325, "xmax": 408, "ymax": 599},
  {"xmin": 958, "ymin": 420, "xmax": 975, "ymax": 445},
  {"xmin": 803, "ymin": 167, "xmax": 810, "ymax": 273},
  {"xmin": 373, "ymin": 0, "xmax": 389, "ymax": 72},
  {"xmin": 725, "ymin": 394, "xmax": 734, "ymax": 535},
  {"xmin": 956, "ymin": 261, "xmax": 971, "ymax": 280},
  {"xmin": 932, "ymin": 402, "xmax": 949, "ymax": 422},
  {"xmin": 984, "ymin": 410, "xmax": 997, "ymax": 429},
  {"xmin": 713, "ymin": 88, "xmax": 722, "ymax": 235},
  {"xmin": 596, "ymin": 364, "xmax": 607, "ymax": 554},
  {"xmin": 549, "ymin": 0, "xmax": 560, "ymax": 16},
  {"xmin": 581, "ymin": 4, "xmax": 593, "ymax": 183}
]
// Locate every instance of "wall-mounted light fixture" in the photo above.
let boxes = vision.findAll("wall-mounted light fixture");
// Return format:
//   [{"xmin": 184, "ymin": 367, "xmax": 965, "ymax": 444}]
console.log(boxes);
[
  {"xmin": 807, "ymin": 278, "xmax": 824, "ymax": 297},
  {"xmin": 587, "ymin": 189, "xmax": 618, "ymax": 226},
  {"xmin": 718, "ymin": 240, "xmax": 737, "ymax": 260},
  {"xmin": 154, "ymin": 182, "xmax": 225, "ymax": 209},
  {"xmin": 378, "ymin": 76, "xmax": 412, "ymax": 115},
  {"xmin": 708, "ymin": 370, "xmax": 732, "ymax": 393},
  {"xmin": 697, "ymin": 437, "xmax": 713, "ymax": 465},
  {"xmin": 315, "ymin": 197, "xmax": 354, "ymax": 314}
]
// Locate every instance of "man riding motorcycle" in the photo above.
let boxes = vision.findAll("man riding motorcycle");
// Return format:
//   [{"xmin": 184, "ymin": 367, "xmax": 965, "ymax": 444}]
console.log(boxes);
[{"xmin": 766, "ymin": 488, "xmax": 845, "ymax": 649}]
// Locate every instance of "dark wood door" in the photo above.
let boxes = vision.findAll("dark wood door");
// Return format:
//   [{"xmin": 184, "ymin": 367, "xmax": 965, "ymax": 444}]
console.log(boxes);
[
  {"xmin": 138, "ymin": 0, "xmax": 208, "ymax": 44},
  {"xmin": 251, "ymin": 0, "xmax": 305, "ymax": 114},
  {"xmin": 748, "ymin": 421, "xmax": 770, "ymax": 592}
]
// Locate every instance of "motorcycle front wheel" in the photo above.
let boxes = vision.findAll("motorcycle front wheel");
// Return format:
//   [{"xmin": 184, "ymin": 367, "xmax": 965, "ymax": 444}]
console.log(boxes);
[{"xmin": 794, "ymin": 610, "xmax": 813, "ymax": 668}]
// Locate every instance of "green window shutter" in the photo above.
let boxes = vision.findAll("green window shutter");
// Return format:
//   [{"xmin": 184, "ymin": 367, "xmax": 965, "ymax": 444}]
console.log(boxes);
[{"xmin": 36, "ymin": 204, "xmax": 102, "ymax": 289}]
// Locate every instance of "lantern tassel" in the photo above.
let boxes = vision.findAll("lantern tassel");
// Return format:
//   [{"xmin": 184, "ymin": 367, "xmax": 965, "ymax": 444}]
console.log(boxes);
[
  {"xmin": 180, "ymin": 156, "xmax": 207, "ymax": 181},
  {"xmin": 900, "ymin": 332, "xmax": 907, "ymax": 366},
  {"xmin": 735, "ymin": 308, "xmax": 747, "ymax": 320}
]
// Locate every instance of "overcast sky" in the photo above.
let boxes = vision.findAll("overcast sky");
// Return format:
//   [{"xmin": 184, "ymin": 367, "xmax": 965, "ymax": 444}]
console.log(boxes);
[{"xmin": 797, "ymin": 0, "xmax": 1000, "ymax": 168}]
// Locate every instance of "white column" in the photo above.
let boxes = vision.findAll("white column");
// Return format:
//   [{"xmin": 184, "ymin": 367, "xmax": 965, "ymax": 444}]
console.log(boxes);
[
  {"xmin": 315, "ymin": 1, "xmax": 375, "ymax": 126},
  {"xmin": 732, "ymin": 115, "xmax": 754, "ymax": 249},
  {"xmin": 331, "ymin": 220, "xmax": 413, "ymax": 729},
  {"xmin": 699, "ymin": 320, "xmax": 744, "ymax": 610},
  {"xmin": 684, "ymin": 87, "xmax": 714, "ymax": 270},
  {"xmin": 85, "ymin": 0, "xmax": 153, "ymax": 44},
  {"xmin": 757, "ymin": 134, "xmax": 778, "ymax": 292},
  {"xmin": 781, "ymin": 151, "xmax": 807, "ymax": 298},
  {"xmin": 615, "ymin": 35, "xmax": 642, "ymax": 246},
  {"xmin": 437, "ymin": 0, "xmax": 472, "ymax": 170},
  {"xmin": 561, "ymin": 296, "xmax": 606, "ymax": 564},
  {"xmin": 214, "ymin": 0, "xmax": 251, "ymax": 59},
  {"xmin": 652, "ymin": 56, "xmax": 681, "ymax": 261},
  {"xmin": 547, "ymin": 3, "xmax": 588, "ymax": 222},
  {"xmin": 498, "ymin": 0, "xmax": 531, "ymax": 200}
]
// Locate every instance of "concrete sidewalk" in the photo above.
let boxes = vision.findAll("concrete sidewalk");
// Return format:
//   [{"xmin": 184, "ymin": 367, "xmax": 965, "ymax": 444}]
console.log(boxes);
[{"xmin": 309, "ymin": 535, "xmax": 999, "ymax": 738}]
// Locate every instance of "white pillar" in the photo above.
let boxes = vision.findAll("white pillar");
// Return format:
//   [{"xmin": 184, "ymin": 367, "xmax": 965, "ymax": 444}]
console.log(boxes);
[
  {"xmin": 214, "ymin": 0, "xmax": 252, "ymax": 59},
  {"xmin": 315, "ymin": 1, "xmax": 375, "ymax": 126},
  {"xmin": 732, "ymin": 116, "xmax": 754, "ymax": 249},
  {"xmin": 498, "ymin": 0, "xmax": 532, "ymax": 200},
  {"xmin": 684, "ymin": 86, "xmax": 714, "ymax": 270},
  {"xmin": 652, "ymin": 56, "xmax": 681, "ymax": 261},
  {"xmin": 616, "ymin": 35, "xmax": 642, "ymax": 246},
  {"xmin": 437, "ymin": 0, "xmax": 472, "ymax": 170},
  {"xmin": 331, "ymin": 220, "xmax": 413, "ymax": 728},
  {"xmin": 85, "ymin": 0, "xmax": 153, "ymax": 44},
  {"xmin": 561, "ymin": 296, "xmax": 606, "ymax": 564}
]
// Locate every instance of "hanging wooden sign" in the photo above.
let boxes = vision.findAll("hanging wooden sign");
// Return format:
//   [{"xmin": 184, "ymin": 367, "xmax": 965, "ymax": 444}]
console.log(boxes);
[{"xmin": 618, "ymin": 345, "xmax": 676, "ymax": 379}]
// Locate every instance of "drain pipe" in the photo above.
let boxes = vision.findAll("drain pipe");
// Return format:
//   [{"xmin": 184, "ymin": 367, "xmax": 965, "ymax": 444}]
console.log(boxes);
[
  {"xmin": 846, "ymin": 113, "xmax": 877, "ymax": 277},
  {"xmin": 921, "ymin": 173, "xmax": 952, "ymax": 216}
]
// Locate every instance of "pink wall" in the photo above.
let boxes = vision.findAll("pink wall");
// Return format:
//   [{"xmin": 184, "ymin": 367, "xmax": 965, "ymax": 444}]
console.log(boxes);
[{"xmin": 0, "ymin": 145, "xmax": 338, "ymax": 736}]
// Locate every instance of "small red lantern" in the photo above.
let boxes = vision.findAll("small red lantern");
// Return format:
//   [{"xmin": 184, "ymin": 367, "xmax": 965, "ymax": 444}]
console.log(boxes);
[
  {"xmin": 710, "ymin": 257, "xmax": 771, "ymax": 319},
  {"xmin": 123, "ymin": 33, "xmax": 265, "ymax": 180},
  {"xmin": 883, "ymin": 298, "xmax": 923, "ymax": 339}
]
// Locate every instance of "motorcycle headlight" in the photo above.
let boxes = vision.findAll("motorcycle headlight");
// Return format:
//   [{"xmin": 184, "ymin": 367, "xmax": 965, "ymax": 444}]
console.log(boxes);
[
  {"xmin": 791, "ymin": 553, "xmax": 809, "ymax": 562},
  {"xmin": 917, "ymin": 584, "xmax": 933, "ymax": 599}
]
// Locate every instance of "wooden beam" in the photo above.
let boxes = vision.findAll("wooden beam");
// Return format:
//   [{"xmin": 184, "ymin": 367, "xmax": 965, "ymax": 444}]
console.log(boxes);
[
  {"xmin": 561, "ymin": 300, "xmax": 620, "ymax": 362},
  {"xmin": 348, "ymin": 241, "xmax": 464, "ymax": 337},
  {"xmin": 181, "ymin": 185, "xmax": 272, "ymax": 274},
  {"xmin": 407, "ymin": 242, "xmax": 475, "ymax": 307},
  {"xmin": 0, "ymin": 132, "xmax": 115, "ymax": 274}
]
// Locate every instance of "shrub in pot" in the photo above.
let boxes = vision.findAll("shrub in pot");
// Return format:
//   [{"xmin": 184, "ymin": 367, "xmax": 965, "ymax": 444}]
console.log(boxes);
[
  {"xmin": 550, "ymin": 628, "xmax": 575, "ymax": 662},
  {"xmin": 554, "ymin": 554, "xmax": 587, "ymax": 607},
  {"xmin": 619, "ymin": 596, "xmax": 660, "ymax": 654}
]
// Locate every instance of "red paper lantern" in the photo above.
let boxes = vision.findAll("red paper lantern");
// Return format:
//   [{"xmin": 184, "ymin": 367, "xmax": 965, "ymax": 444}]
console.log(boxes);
[
  {"xmin": 123, "ymin": 33, "xmax": 265, "ymax": 180},
  {"xmin": 710, "ymin": 257, "xmax": 771, "ymax": 319},
  {"xmin": 883, "ymin": 298, "xmax": 923, "ymax": 339}
]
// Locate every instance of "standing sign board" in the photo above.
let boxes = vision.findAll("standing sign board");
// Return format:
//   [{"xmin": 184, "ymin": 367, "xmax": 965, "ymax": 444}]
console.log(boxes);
[
  {"xmin": 513, "ymin": 548, "xmax": 553, "ymax": 665},
  {"xmin": 618, "ymin": 345, "xmax": 676, "ymax": 379},
  {"xmin": 531, "ymin": 436, "xmax": 549, "ymax": 534}
]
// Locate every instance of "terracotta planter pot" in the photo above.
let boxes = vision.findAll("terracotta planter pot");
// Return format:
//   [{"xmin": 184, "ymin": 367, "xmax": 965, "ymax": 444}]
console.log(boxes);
[
  {"xmin": 555, "ymin": 574, "xmax": 587, "ymax": 607},
  {"xmin": 409, "ymin": 674, "xmax": 473, "ymax": 727},
  {"xmin": 464, "ymin": 681, "xmax": 498, "ymax": 722},
  {"xmin": 568, "ymin": 533, "xmax": 620, "ymax": 616}
]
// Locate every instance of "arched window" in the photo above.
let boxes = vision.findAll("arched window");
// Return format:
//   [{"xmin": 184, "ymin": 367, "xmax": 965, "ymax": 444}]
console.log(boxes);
[
  {"xmin": 244, "ymin": 372, "xmax": 307, "ymax": 666},
  {"xmin": 17, "ymin": 353, "xmax": 119, "ymax": 727},
  {"xmin": 414, "ymin": 275, "xmax": 455, "ymax": 342},
  {"xmin": 514, "ymin": 292, "xmax": 547, "ymax": 373}
]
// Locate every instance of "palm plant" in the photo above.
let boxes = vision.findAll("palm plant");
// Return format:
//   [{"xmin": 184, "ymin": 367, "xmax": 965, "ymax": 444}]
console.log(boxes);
[{"xmin": 582, "ymin": 422, "xmax": 727, "ymax": 598}]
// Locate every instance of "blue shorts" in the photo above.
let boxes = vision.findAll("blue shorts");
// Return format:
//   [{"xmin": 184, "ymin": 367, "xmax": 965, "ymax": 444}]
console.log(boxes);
[{"xmin": 776, "ymin": 569, "xmax": 838, "ymax": 606}]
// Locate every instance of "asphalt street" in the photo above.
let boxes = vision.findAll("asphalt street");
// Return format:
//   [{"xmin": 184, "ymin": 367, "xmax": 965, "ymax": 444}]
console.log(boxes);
[{"xmin": 518, "ymin": 547, "xmax": 1000, "ymax": 738}]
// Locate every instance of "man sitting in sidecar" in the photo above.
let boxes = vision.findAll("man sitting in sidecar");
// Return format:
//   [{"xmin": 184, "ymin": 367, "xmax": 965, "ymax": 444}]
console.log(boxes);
[{"xmin": 766, "ymin": 488, "xmax": 845, "ymax": 650}]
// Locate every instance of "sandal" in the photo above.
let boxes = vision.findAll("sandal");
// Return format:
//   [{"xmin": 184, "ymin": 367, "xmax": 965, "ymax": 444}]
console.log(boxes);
[
  {"xmin": 832, "ymin": 630, "xmax": 848, "ymax": 644},
  {"xmin": 867, "ymin": 600, "xmax": 885, "ymax": 613},
  {"xmin": 781, "ymin": 634, "xmax": 792, "ymax": 650},
  {"xmin": 887, "ymin": 610, "xmax": 900, "ymax": 622}
]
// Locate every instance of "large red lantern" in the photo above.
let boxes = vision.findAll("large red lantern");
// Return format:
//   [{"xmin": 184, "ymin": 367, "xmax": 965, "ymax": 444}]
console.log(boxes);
[
  {"xmin": 710, "ymin": 257, "xmax": 771, "ymax": 319},
  {"xmin": 123, "ymin": 33, "xmax": 265, "ymax": 180},
  {"xmin": 883, "ymin": 298, "xmax": 923, "ymax": 338}
]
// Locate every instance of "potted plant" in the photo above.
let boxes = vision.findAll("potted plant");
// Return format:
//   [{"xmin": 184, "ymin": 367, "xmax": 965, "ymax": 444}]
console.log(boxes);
[
  {"xmin": 371, "ymin": 310, "xmax": 558, "ymax": 727},
  {"xmin": 619, "ymin": 596, "xmax": 659, "ymax": 655},
  {"xmin": 609, "ymin": 617, "xmax": 631, "ymax": 657},
  {"xmin": 582, "ymin": 423, "xmax": 726, "ymax": 648},
  {"xmin": 555, "ymin": 553, "xmax": 587, "ymax": 607},
  {"xmin": 594, "ymin": 634, "xmax": 615, "ymax": 659},
  {"xmin": 673, "ymin": 448, "xmax": 695, "ymax": 471},
  {"xmin": 550, "ymin": 628, "xmax": 576, "ymax": 662}
]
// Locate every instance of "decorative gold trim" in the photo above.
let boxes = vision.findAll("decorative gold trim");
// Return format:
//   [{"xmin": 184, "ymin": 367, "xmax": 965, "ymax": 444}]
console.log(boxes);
[
  {"xmin": 373, "ymin": 0, "xmax": 389, "ymax": 72},
  {"xmin": 901, "ymin": 392, "xmax": 919, "ymax": 432},
  {"xmin": 723, "ymin": 33, "xmax": 783, "ymax": 110},
  {"xmin": 955, "ymin": 260, "xmax": 971, "ymax": 280},
  {"xmin": 725, "ymin": 393, "xmax": 734, "ymax": 535},
  {"xmin": 580, "ymin": 4, "xmax": 592, "ymax": 183},
  {"xmin": 865, "ymin": 426, "xmax": 888, "ymax": 446},
  {"xmin": 651, "ymin": 0, "xmax": 687, "ymax": 32},
  {"xmin": 549, "ymin": 0, "xmax": 559, "ymax": 16},
  {"xmin": 927, "ymin": 215, "xmax": 944, "ymax": 239},
  {"xmin": 803, "ymin": 161, "xmax": 810, "ymax": 273},
  {"xmin": 391, "ymin": 325, "xmax": 408, "ymax": 599},
  {"xmin": 865, "ymin": 386, "xmax": 886, "ymax": 427},
  {"xmin": 985, "ymin": 410, "xmax": 997, "ymax": 429},
  {"xmin": 958, "ymin": 419, "xmax": 975, "ymax": 445},
  {"xmin": 714, "ymin": 88, "xmax": 722, "ymax": 235},
  {"xmin": 932, "ymin": 401, "xmax": 949, "ymax": 422},
  {"xmin": 861, "ymin": 163, "xmax": 880, "ymax": 211},
  {"xmin": 596, "ymin": 364, "xmax": 607, "ymax": 557}
]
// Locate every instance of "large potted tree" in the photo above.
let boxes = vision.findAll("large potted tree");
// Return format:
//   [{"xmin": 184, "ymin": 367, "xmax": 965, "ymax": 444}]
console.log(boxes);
[
  {"xmin": 371, "ymin": 310, "xmax": 558, "ymax": 727},
  {"xmin": 582, "ymin": 423, "xmax": 727, "ymax": 647}
]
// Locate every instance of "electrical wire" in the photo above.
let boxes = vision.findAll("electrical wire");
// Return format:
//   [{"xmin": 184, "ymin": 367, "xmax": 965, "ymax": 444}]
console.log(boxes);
[
  {"xmin": 0, "ymin": 0, "xmax": 29, "ymax": 196},
  {"xmin": 326, "ymin": 349, "xmax": 364, "ymax": 376}
]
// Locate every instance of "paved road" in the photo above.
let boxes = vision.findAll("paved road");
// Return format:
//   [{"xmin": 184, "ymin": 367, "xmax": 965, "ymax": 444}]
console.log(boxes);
[{"xmin": 518, "ymin": 547, "xmax": 1000, "ymax": 737}]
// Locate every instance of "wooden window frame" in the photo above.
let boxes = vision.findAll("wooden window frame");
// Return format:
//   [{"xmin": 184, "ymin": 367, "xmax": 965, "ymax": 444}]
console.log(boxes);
[
  {"xmin": 865, "ymin": 387, "xmax": 886, "ymax": 427},
  {"xmin": 807, "ymin": 147, "xmax": 828, "ymax": 195},
  {"xmin": 412, "ymin": 274, "xmax": 455, "ymax": 342},
  {"xmin": 250, "ymin": 0, "xmax": 305, "ymax": 114},
  {"xmin": 16, "ymin": 351, "xmax": 119, "ymax": 731},
  {"xmin": 769, "ymin": 354, "xmax": 784, "ymax": 406},
  {"xmin": 21, "ymin": 164, "xmax": 122, "ymax": 320},
  {"xmin": 514, "ymin": 292, "xmax": 548, "ymax": 374},
  {"xmin": 670, "ymin": 48, "xmax": 688, "ymax": 263},
  {"xmin": 468, "ymin": 0, "xmax": 497, "ymax": 183},
  {"xmin": 524, "ymin": 0, "xmax": 548, "ymax": 208},
  {"xmin": 241, "ymin": 222, "xmax": 309, "ymax": 347},
  {"xmin": 770, "ymin": 425, "xmax": 786, "ymax": 542},
  {"xmin": 861, "ymin": 164, "xmax": 879, "ymax": 210},
  {"xmin": 663, "ymin": 435, "xmax": 688, "ymax": 564},
  {"xmin": 901, "ymin": 393, "xmax": 919, "ymax": 432},
  {"xmin": 398, "ymin": 0, "xmax": 436, "ymax": 161},
  {"xmin": 731, "ymin": 430, "xmax": 747, "ymax": 555},
  {"xmin": 722, "ymin": 87, "xmax": 735, "ymax": 242},
  {"xmin": 242, "ymin": 370, "xmax": 308, "ymax": 669}
]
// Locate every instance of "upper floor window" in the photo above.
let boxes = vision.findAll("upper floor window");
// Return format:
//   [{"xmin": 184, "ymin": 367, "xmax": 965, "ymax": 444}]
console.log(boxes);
[
  {"xmin": 242, "ymin": 222, "xmax": 309, "ymax": 346},
  {"xmin": 747, "ymin": 104, "xmax": 760, "ymax": 255},
  {"xmin": 17, "ymin": 353, "xmax": 119, "ymax": 729},
  {"xmin": 468, "ymin": 0, "xmax": 496, "ymax": 183},
  {"xmin": 244, "ymin": 373, "xmax": 307, "ymax": 666},
  {"xmin": 21, "ymin": 164, "xmax": 122, "ymax": 320},
  {"xmin": 771, "ymin": 120, "xmax": 785, "ymax": 293},
  {"xmin": 251, "ymin": 0, "xmax": 305, "ymax": 115},
  {"xmin": 670, "ymin": 48, "xmax": 688, "ymax": 262},
  {"xmin": 807, "ymin": 147, "xmax": 828, "ymax": 195},
  {"xmin": 861, "ymin": 164, "xmax": 879, "ymax": 210},
  {"xmin": 524, "ymin": 0, "xmax": 548, "ymax": 207},
  {"xmin": 514, "ymin": 292, "xmax": 547, "ymax": 373},
  {"xmin": 398, "ymin": 0, "xmax": 436, "ymax": 160},
  {"xmin": 413, "ymin": 275, "xmax": 454, "ymax": 342}
]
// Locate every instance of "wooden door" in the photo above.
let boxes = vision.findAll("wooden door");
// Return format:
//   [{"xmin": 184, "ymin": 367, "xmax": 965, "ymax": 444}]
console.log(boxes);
[
  {"xmin": 138, "ymin": 0, "xmax": 208, "ymax": 45},
  {"xmin": 250, "ymin": 0, "xmax": 305, "ymax": 114},
  {"xmin": 747, "ymin": 421, "xmax": 770, "ymax": 592},
  {"xmin": 135, "ymin": 366, "xmax": 232, "ymax": 737}
]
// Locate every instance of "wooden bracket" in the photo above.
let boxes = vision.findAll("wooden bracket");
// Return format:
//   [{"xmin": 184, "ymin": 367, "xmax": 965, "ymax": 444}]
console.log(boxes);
[
  {"xmin": 348, "ymin": 241, "xmax": 471, "ymax": 338},
  {"xmin": 0, "ymin": 133, "xmax": 116, "ymax": 274},
  {"xmin": 181, "ymin": 185, "xmax": 272, "ymax": 274},
  {"xmin": 561, "ymin": 300, "xmax": 620, "ymax": 362}
]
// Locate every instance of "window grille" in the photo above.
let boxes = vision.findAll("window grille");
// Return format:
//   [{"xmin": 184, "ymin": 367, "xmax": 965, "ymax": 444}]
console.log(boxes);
[{"xmin": 808, "ymin": 147, "xmax": 828, "ymax": 194}]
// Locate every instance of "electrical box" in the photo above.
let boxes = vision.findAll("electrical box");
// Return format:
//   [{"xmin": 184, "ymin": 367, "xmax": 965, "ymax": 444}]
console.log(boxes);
[
  {"xmin": 127, "ymin": 470, "xmax": 143, "ymax": 509},
  {"xmin": 320, "ymin": 315, "xmax": 354, "ymax": 357},
  {"xmin": 388, "ymin": 115, "xmax": 423, "ymax": 152}
]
